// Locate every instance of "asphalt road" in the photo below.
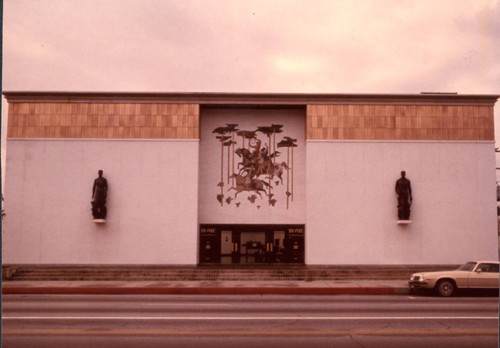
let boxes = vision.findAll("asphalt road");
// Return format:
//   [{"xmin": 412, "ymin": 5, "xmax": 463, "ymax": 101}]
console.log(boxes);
[{"xmin": 2, "ymin": 294, "xmax": 499, "ymax": 348}]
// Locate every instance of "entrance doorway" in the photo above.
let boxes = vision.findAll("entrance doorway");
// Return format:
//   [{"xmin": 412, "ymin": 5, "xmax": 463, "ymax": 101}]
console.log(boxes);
[{"xmin": 199, "ymin": 224, "xmax": 304, "ymax": 264}]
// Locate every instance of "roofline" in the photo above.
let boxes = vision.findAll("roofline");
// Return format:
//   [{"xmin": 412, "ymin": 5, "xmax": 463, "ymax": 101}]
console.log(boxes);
[{"xmin": 3, "ymin": 91, "xmax": 499, "ymax": 106}]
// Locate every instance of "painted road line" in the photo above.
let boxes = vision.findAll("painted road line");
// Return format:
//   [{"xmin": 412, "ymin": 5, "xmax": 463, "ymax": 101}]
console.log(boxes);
[
  {"xmin": 2, "ymin": 329, "xmax": 498, "ymax": 335},
  {"xmin": 1, "ymin": 287, "xmax": 399, "ymax": 295},
  {"xmin": 2, "ymin": 316, "xmax": 498, "ymax": 320}
]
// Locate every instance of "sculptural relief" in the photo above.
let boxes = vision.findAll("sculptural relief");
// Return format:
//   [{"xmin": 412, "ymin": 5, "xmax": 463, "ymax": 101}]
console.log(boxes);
[{"xmin": 213, "ymin": 123, "xmax": 297, "ymax": 209}]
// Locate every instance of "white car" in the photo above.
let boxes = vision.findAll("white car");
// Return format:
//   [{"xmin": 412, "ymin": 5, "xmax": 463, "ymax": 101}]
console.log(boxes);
[{"xmin": 409, "ymin": 261, "xmax": 499, "ymax": 296}]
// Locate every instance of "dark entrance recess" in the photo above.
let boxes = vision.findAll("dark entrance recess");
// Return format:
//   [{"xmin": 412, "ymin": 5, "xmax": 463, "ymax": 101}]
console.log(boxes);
[{"xmin": 199, "ymin": 224, "xmax": 305, "ymax": 264}]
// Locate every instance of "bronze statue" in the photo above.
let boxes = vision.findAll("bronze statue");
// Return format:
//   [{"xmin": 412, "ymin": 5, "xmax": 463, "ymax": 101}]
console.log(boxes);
[
  {"xmin": 395, "ymin": 171, "xmax": 412, "ymax": 220},
  {"xmin": 91, "ymin": 170, "xmax": 108, "ymax": 219}
]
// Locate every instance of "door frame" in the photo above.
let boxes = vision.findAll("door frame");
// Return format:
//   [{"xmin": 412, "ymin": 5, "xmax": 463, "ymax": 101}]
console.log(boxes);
[{"xmin": 199, "ymin": 224, "xmax": 305, "ymax": 264}]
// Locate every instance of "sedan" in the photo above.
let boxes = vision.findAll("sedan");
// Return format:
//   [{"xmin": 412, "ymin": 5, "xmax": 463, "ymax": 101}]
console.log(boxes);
[{"xmin": 409, "ymin": 261, "xmax": 499, "ymax": 296}]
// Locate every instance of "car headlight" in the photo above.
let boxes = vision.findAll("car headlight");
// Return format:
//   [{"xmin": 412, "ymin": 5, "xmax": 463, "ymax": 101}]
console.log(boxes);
[{"xmin": 410, "ymin": 274, "xmax": 425, "ymax": 282}]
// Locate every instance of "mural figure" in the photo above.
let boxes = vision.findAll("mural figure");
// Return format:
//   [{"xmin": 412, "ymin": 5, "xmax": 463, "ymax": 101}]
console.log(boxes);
[
  {"xmin": 92, "ymin": 170, "xmax": 108, "ymax": 220},
  {"xmin": 277, "ymin": 136, "xmax": 298, "ymax": 208},
  {"xmin": 395, "ymin": 171, "xmax": 412, "ymax": 220},
  {"xmin": 225, "ymin": 124, "xmax": 239, "ymax": 186},
  {"xmin": 213, "ymin": 123, "xmax": 296, "ymax": 209}
]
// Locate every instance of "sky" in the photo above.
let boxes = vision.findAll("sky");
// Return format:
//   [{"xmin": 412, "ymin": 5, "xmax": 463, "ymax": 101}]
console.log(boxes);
[{"xmin": 2, "ymin": 0, "xmax": 500, "ymax": 183}]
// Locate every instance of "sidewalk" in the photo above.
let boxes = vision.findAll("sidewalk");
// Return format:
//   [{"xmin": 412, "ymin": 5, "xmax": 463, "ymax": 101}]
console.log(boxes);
[{"xmin": 2, "ymin": 280, "xmax": 411, "ymax": 295}]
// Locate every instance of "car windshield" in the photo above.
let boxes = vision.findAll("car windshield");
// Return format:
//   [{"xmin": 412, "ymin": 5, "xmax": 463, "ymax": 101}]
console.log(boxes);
[{"xmin": 457, "ymin": 262, "xmax": 477, "ymax": 271}]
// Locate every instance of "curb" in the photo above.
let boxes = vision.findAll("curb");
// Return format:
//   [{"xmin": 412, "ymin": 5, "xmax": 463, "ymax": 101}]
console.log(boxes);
[{"xmin": 2, "ymin": 287, "xmax": 410, "ymax": 295}]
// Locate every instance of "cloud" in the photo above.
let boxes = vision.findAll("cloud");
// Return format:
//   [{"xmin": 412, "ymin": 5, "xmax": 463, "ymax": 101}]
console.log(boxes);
[
  {"xmin": 2, "ymin": 0, "xmax": 500, "ymax": 183},
  {"xmin": 3, "ymin": 0, "xmax": 499, "ymax": 94}
]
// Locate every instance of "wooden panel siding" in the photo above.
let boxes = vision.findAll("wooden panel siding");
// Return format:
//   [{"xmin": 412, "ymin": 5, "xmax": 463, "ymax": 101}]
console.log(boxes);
[
  {"xmin": 7, "ymin": 103, "xmax": 199, "ymax": 139},
  {"xmin": 306, "ymin": 104, "xmax": 494, "ymax": 141}
]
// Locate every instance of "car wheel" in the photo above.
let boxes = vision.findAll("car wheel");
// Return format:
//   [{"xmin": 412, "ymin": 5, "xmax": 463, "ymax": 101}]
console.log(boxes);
[{"xmin": 436, "ymin": 279, "xmax": 455, "ymax": 297}]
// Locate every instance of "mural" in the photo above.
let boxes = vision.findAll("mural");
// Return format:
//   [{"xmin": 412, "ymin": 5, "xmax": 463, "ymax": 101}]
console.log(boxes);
[{"xmin": 213, "ymin": 124, "xmax": 297, "ymax": 209}]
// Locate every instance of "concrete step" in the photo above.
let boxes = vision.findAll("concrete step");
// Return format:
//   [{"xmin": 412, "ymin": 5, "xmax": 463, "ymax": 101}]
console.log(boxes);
[{"xmin": 3, "ymin": 265, "xmax": 458, "ymax": 281}]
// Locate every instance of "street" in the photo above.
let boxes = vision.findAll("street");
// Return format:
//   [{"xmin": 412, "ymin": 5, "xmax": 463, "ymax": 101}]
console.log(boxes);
[{"xmin": 2, "ymin": 294, "xmax": 498, "ymax": 347}]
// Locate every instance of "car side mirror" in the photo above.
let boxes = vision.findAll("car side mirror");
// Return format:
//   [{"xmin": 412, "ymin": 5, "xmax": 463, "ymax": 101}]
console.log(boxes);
[{"xmin": 475, "ymin": 269, "xmax": 482, "ymax": 273}]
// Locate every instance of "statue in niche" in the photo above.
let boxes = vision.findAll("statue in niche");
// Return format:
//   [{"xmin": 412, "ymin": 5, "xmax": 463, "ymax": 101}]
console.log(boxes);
[
  {"xmin": 395, "ymin": 171, "xmax": 412, "ymax": 220},
  {"xmin": 91, "ymin": 170, "xmax": 108, "ymax": 220}
]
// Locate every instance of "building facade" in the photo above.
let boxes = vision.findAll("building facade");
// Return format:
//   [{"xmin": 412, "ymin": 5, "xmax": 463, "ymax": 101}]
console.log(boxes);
[{"xmin": 3, "ymin": 92, "xmax": 499, "ymax": 265}]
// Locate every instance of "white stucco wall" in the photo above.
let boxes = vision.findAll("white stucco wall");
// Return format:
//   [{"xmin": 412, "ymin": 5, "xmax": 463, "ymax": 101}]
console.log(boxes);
[
  {"xmin": 5, "ymin": 137, "xmax": 497, "ymax": 265},
  {"xmin": 3, "ymin": 138, "xmax": 199, "ymax": 264},
  {"xmin": 306, "ymin": 141, "xmax": 499, "ymax": 264},
  {"xmin": 198, "ymin": 108, "xmax": 306, "ymax": 224}
]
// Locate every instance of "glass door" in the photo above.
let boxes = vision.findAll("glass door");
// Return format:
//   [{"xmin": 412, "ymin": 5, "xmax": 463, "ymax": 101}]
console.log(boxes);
[
  {"xmin": 231, "ymin": 231, "xmax": 241, "ymax": 264},
  {"xmin": 272, "ymin": 230, "xmax": 285, "ymax": 263},
  {"xmin": 220, "ymin": 230, "xmax": 232, "ymax": 264},
  {"xmin": 241, "ymin": 232, "xmax": 265, "ymax": 264},
  {"xmin": 200, "ymin": 224, "xmax": 305, "ymax": 264},
  {"xmin": 221, "ymin": 230, "xmax": 241, "ymax": 264}
]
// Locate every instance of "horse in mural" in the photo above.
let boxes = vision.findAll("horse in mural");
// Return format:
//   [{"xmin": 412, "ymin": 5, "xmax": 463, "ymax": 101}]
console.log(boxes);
[
  {"xmin": 229, "ymin": 173, "xmax": 269, "ymax": 198},
  {"xmin": 266, "ymin": 161, "xmax": 288, "ymax": 185}
]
